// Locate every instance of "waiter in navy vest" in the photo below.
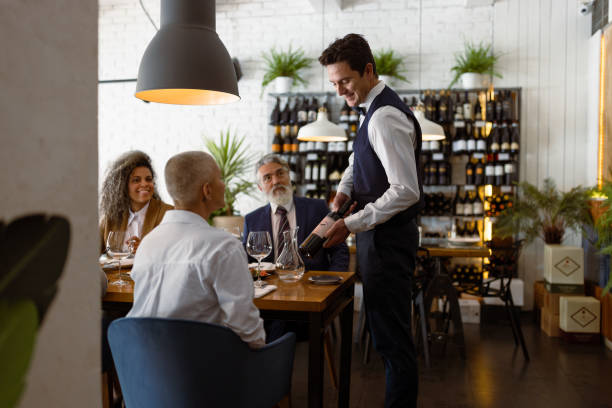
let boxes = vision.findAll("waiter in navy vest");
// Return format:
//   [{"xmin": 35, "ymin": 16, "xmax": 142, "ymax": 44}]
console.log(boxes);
[{"xmin": 319, "ymin": 34, "xmax": 424, "ymax": 407}]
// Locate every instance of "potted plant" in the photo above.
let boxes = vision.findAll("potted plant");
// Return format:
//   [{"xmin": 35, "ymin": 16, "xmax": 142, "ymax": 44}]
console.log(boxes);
[
  {"xmin": 374, "ymin": 49, "xmax": 409, "ymax": 88},
  {"xmin": 261, "ymin": 46, "xmax": 312, "ymax": 94},
  {"xmin": 449, "ymin": 41, "xmax": 502, "ymax": 89},
  {"xmin": 495, "ymin": 179, "xmax": 591, "ymax": 286},
  {"xmin": 205, "ymin": 129, "xmax": 258, "ymax": 233},
  {"xmin": 495, "ymin": 179, "xmax": 591, "ymax": 245},
  {"xmin": 592, "ymin": 179, "xmax": 612, "ymax": 294}
]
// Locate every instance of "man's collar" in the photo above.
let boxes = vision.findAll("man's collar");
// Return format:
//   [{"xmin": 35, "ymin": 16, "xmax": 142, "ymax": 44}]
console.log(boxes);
[
  {"xmin": 359, "ymin": 80, "xmax": 385, "ymax": 114},
  {"xmin": 270, "ymin": 196, "xmax": 295, "ymax": 215}
]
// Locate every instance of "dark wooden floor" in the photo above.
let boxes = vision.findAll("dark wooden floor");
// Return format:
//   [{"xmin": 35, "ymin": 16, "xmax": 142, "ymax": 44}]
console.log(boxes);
[{"xmin": 289, "ymin": 313, "xmax": 612, "ymax": 408}]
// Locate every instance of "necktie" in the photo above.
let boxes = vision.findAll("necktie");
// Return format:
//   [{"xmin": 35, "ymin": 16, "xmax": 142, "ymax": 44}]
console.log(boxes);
[{"xmin": 276, "ymin": 206, "xmax": 290, "ymax": 252}]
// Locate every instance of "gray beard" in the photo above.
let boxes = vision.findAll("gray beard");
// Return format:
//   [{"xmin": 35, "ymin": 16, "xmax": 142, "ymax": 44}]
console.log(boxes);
[{"xmin": 267, "ymin": 185, "xmax": 292, "ymax": 207}]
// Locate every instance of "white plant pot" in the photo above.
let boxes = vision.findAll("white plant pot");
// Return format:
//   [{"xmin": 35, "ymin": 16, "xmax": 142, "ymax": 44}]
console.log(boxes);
[
  {"xmin": 275, "ymin": 76, "xmax": 293, "ymax": 93},
  {"xmin": 460, "ymin": 72, "xmax": 488, "ymax": 89},
  {"xmin": 379, "ymin": 75, "xmax": 393, "ymax": 88}
]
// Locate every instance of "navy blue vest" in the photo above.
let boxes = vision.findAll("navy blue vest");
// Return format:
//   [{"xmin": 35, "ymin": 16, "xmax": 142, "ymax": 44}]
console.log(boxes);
[{"xmin": 352, "ymin": 85, "xmax": 424, "ymax": 222}]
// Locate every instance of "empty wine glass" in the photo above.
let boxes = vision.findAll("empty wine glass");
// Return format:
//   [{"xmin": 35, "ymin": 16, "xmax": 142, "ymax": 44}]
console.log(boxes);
[
  {"xmin": 246, "ymin": 231, "xmax": 272, "ymax": 289},
  {"xmin": 106, "ymin": 230, "xmax": 132, "ymax": 286}
]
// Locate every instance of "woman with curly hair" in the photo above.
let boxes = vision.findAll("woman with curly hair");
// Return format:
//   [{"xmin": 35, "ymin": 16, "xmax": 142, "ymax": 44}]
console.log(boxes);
[{"xmin": 99, "ymin": 150, "xmax": 172, "ymax": 253}]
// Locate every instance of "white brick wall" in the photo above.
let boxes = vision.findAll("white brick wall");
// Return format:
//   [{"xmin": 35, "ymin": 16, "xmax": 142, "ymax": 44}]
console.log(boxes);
[{"xmin": 98, "ymin": 0, "xmax": 496, "ymax": 215}]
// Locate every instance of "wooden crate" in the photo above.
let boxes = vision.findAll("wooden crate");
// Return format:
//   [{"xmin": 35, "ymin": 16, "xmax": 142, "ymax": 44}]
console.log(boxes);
[
  {"xmin": 540, "ymin": 306, "xmax": 561, "ymax": 337},
  {"xmin": 594, "ymin": 286, "xmax": 612, "ymax": 342}
]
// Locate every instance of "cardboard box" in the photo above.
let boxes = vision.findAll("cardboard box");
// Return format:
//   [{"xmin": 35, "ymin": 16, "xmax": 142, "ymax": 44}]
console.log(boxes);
[
  {"xmin": 543, "ymin": 288, "xmax": 584, "ymax": 315},
  {"xmin": 458, "ymin": 298, "xmax": 480, "ymax": 324},
  {"xmin": 540, "ymin": 307, "xmax": 561, "ymax": 337},
  {"xmin": 594, "ymin": 285, "xmax": 612, "ymax": 342},
  {"xmin": 544, "ymin": 245, "xmax": 584, "ymax": 285},
  {"xmin": 534, "ymin": 280, "xmax": 546, "ymax": 309},
  {"xmin": 559, "ymin": 296, "xmax": 601, "ymax": 333}
]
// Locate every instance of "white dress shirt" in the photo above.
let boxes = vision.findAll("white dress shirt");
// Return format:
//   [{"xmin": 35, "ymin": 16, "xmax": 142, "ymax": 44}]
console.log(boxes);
[
  {"xmin": 338, "ymin": 80, "xmax": 421, "ymax": 233},
  {"xmin": 270, "ymin": 198, "xmax": 296, "ymax": 259},
  {"xmin": 124, "ymin": 201, "xmax": 149, "ymax": 250},
  {"xmin": 127, "ymin": 210, "xmax": 265, "ymax": 348}
]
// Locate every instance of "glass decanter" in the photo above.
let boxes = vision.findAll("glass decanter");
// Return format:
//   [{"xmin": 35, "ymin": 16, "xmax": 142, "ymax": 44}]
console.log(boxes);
[{"xmin": 275, "ymin": 227, "xmax": 305, "ymax": 282}]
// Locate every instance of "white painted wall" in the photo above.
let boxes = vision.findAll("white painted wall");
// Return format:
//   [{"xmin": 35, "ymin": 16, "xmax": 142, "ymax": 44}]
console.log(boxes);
[
  {"xmin": 99, "ymin": 0, "xmax": 599, "ymax": 309},
  {"xmin": 0, "ymin": 1, "xmax": 100, "ymax": 407}
]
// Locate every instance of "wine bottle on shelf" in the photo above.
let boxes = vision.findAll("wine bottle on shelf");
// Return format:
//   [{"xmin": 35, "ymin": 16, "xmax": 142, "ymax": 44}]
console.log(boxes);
[
  {"xmin": 319, "ymin": 161, "xmax": 328, "ymax": 182},
  {"xmin": 494, "ymin": 161, "xmax": 504, "ymax": 186},
  {"xmin": 271, "ymin": 125, "xmax": 282, "ymax": 154},
  {"xmin": 485, "ymin": 160, "xmax": 495, "ymax": 185},
  {"xmin": 474, "ymin": 159, "xmax": 485, "ymax": 186},
  {"xmin": 473, "ymin": 192, "xmax": 484, "ymax": 216},
  {"xmin": 474, "ymin": 93, "xmax": 484, "ymax": 121},
  {"xmin": 438, "ymin": 90, "xmax": 448, "ymax": 123},
  {"xmin": 510, "ymin": 121, "xmax": 520, "ymax": 153},
  {"xmin": 438, "ymin": 160, "xmax": 450, "ymax": 186},
  {"xmin": 297, "ymin": 97, "xmax": 308, "ymax": 127},
  {"xmin": 488, "ymin": 122, "xmax": 500, "ymax": 153},
  {"xmin": 495, "ymin": 92, "xmax": 503, "ymax": 122},
  {"xmin": 270, "ymin": 97, "xmax": 281, "ymax": 126},
  {"xmin": 500, "ymin": 122, "xmax": 510, "ymax": 153},
  {"xmin": 428, "ymin": 160, "xmax": 438, "ymax": 185},
  {"xmin": 280, "ymin": 98, "xmax": 291, "ymax": 140},
  {"xmin": 340, "ymin": 101, "xmax": 349, "ymax": 123},
  {"xmin": 304, "ymin": 161, "xmax": 313, "ymax": 182},
  {"xmin": 463, "ymin": 92, "xmax": 473, "ymax": 121},
  {"xmin": 463, "ymin": 192, "xmax": 474, "ymax": 216},
  {"xmin": 485, "ymin": 93, "xmax": 495, "ymax": 123},
  {"xmin": 311, "ymin": 161, "xmax": 320, "ymax": 183},
  {"xmin": 504, "ymin": 161, "xmax": 516, "ymax": 185},
  {"xmin": 453, "ymin": 125, "xmax": 467, "ymax": 155},
  {"xmin": 502, "ymin": 91, "xmax": 513, "ymax": 121},
  {"xmin": 465, "ymin": 122, "xmax": 476, "ymax": 154},
  {"xmin": 476, "ymin": 126, "xmax": 487, "ymax": 153},
  {"xmin": 299, "ymin": 199, "xmax": 355, "ymax": 259},
  {"xmin": 308, "ymin": 98, "xmax": 319, "ymax": 123},
  {"xmin": 465, "ymin": 159, "xmax": 475, "ymax": 185},
  {"xmin": 454, "ymin": 189, "xmax": 464, "ymax": 216}
]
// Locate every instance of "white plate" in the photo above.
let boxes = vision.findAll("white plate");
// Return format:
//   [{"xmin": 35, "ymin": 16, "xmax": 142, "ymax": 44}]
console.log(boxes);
[
  {"xmin": 447, "ymin": 237, "xmax": 481, "ymax": 247},
  {"xmin": 308, "ymin": 275, "xmax": 343, "ymax": 285},
  {"xmin": 248, "ymin": 262, "xmax": 276, "ymax": 271}
]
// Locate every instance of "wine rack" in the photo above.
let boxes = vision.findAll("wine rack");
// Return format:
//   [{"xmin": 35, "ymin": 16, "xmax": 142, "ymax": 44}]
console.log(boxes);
[{"xmin": 267, "ymin": 88, "xmax": 522, "ymax": 280}]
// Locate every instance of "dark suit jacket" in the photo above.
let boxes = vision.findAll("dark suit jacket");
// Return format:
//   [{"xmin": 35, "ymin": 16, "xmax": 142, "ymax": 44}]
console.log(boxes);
[{"xmin": 243, "ymin": 196, "xmax": 349, "ymax": 272}]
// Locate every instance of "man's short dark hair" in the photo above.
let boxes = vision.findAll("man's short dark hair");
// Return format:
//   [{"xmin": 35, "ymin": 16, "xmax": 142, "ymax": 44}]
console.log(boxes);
[{"xmin": 318, "ymin": 33, "xmax": 377, "ymax": 76}]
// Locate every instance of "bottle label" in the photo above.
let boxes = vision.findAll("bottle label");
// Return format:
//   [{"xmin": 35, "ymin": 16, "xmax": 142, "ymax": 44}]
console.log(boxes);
[
  {"xmin": 485, "ymin": 166, "xmax": 495, "ymax": 176},
  {"xmin": 456, "ymin": 203, "xmax": 464, "ymax": 214},
  {"xmin": 495, "ymin": 165, "xmax": 504, "ymax": 176},
  {"xmin": 473, "ymin": 202, "xmax": 483, "ymax": 215},
  {"xmin": 467, "ymin": 140, "xmax": 476, "ymax": 151},
  {"xmin": 490, "ymin": 142, "xmax": 500, "ymax": 152},
  {"xmin": 510, "ymin": 142, "xmax": 519, "ymax": 151},
  {"xmin": 501, "ymin": 142, "xmax": 510, "ymax": 151},
  {"xmin": 477, "ymin": 140, "xmax": 487, "ymax": 151},
  {"xmin": 463, "ymin": 204, "xmax": 473, "ymax": 216},
  {"xmin": 272, "ymin": 144, "xmax": 281, "ymax": 153},
  {"xmin": 504, "ymin": 163, "xmax": 514, "ymax": 173},
  {"xmin": 312, "ymin": 215, "xmax": 336, "ymax": 237},
  {"xmin": 454, "ymin": 120, "xmax": 465, "ymax": 128},
  {"xmin": 456, "ymin": 140, "xmax": 466, "ymax": 151}
]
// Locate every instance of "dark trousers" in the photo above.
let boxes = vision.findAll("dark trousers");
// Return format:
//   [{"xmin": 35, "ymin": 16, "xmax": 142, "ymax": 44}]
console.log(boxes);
[{"xmin": 357, "ymin": 217, "xmax": 419, "ymax": 408}]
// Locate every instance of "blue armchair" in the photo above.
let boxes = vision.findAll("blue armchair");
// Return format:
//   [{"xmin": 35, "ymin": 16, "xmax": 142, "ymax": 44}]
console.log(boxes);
[{"xmin": 108, "ymin": 317, "xmax": 296, "ymax": 408}]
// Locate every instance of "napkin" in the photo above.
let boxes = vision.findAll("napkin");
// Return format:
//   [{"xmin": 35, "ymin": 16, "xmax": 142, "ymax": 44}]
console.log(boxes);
[{"xmin": 254, "ymin": 284, "xmax": 277, "ymax": 299}]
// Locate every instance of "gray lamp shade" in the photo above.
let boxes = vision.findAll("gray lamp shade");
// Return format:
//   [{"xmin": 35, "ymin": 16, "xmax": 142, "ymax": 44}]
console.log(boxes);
[{"xmin": 135, "ymin": 0, "xmax": 240, "ymax": 105}]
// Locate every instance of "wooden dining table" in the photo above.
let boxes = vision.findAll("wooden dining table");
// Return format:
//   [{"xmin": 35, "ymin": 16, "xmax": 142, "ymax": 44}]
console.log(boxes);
[{"xmin": 102, "ymin": 269, "xmax": 357, "ymax": 408}]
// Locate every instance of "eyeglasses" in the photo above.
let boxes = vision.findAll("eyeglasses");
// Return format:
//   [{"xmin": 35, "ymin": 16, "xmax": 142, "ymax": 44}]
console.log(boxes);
[{"xmin": 261, "ymin": 168, "xmax": 289, "ymax": 184}]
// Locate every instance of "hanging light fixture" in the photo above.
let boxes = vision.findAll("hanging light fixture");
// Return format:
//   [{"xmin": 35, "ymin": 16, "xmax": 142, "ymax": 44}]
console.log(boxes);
[
  {"xmin": 414, "ymin": 0, "xmax": 445, "ymax": 142},
  {"xmin": 135, "ymin": 0, "xmax": 240, "ymax": 105},
  {"xmin": 413, "ymin": 107, "xmax": 445, "ymax": 141},
  {"xmin": 297, "ymin": 107, "xmax": 348, "ymax": 142}
]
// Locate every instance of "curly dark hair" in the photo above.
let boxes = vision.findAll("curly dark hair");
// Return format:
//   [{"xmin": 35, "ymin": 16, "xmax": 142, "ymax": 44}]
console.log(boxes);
[
  {"xmin": 318, "ymin": 33, "xmax": 377, "ymax": 76},
  {"xmin": 99, "ymin": 150, "xmax": 160, "ymax": 229}
]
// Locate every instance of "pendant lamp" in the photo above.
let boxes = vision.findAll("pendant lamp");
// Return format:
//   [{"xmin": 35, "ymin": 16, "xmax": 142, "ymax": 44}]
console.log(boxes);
[
  {"xmin": 297, "ymin": 108, "xmax": 348, "ymax": 142},
  {"xmin": 413, "ymin": 109, "xmax": 446, "ymax": 141},
  {"xmin": 135, "ymin": 0, "xmax": 240, "ymax": 105}
]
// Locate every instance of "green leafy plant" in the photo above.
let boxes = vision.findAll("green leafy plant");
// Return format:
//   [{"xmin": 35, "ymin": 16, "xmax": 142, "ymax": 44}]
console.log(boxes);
[
  {"xmin": 449, "ymin": 41, "xmax": 502, "ymax": 88},
  {"xmin": 374, "ymin": 49, "xmax": 409, "ymax": 83},
  {"xmin": 261, "ymin": 46, "xmax": 312, "ymax": 91},
  {"xmin": 205, "ymin": 129, "xmax": 258, "ymax": 217},
  {"xmin": 0, "ymin": 215, "xmax": 70, "ymax": 407},
  {"xmin": 592, "ymin": 178, "xmax": 612, "ymax": 294},
  {"xmin": 495, "ymin": 178, "xmax": 591, "ymax": 245}
]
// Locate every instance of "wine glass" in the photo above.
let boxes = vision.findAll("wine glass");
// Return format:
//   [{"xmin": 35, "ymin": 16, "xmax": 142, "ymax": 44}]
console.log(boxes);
[
  {"xmin": 106, "ymin": 230, "xmax": 132, "ymax": 286},
  {"xmin": 246, "ymin": 231, "xmax": 272, "ymax": 289}
]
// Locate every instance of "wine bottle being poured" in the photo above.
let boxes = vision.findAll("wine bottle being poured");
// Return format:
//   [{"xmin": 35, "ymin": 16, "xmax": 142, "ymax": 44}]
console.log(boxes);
[{"xmin": 299, "ymin": 199, "xmax": 354, "ymax": 259}]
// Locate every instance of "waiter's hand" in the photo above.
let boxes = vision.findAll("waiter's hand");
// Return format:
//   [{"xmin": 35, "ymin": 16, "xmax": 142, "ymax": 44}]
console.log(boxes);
[
  {"xmin": 331, "ymin": 192, "xmax": 350, "ymax": 212},
  {"xmin": 323, "ymin": 219, "xmax": 350, "ymax": 248}
]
